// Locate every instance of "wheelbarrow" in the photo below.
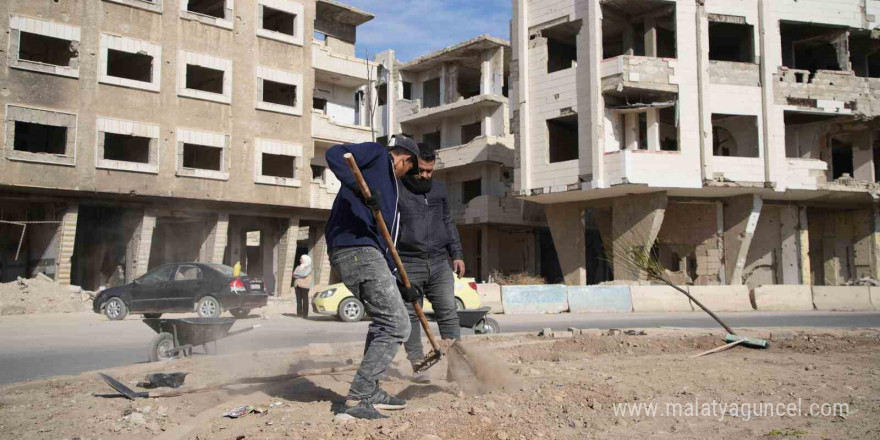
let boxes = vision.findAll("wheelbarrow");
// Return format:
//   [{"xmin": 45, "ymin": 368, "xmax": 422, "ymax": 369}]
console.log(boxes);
[
  {"xmin": 455, "ymin": 306, "xmax": 500, "ymax": 335},
  {"xmin": 143, "ymin": 317, "xmax": 261, "ymax": 362}
]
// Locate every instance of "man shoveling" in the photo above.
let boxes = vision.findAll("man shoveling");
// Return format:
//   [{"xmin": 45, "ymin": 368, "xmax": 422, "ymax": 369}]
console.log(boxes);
[{"xmin": 325, "ymin": 135, "xmax": 423, "ymax": 420}]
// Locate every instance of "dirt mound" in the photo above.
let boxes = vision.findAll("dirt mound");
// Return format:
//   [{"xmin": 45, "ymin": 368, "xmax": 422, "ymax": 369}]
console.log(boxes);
[
  {"xmin": 1, "ymin": 329, "xmax": 878, "ymax": 440},
  {"xmin": 0, "ymin": 275, "xmax": 93, "ymax": 315}
]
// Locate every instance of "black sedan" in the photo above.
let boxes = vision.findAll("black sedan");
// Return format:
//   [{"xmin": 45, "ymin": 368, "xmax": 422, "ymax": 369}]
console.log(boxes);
[{"xmin": 92, "ymin": 263, "xmax": 268, "ymax": 320}]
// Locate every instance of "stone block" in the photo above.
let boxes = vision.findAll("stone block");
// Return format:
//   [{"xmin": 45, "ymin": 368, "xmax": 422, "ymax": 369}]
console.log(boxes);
[
  {"xmin": 751, "ymin": 285, "xmax": 814, "ymax": 311},
  {"xmin": 812, "ymin": 286, "xmax": 874, "ymax": 311},
  {"xmin": 501, "ymin": 285, "xmax": 569, "ymax": 314},
  {"xmin": 687, "ymin": 286, "xmax": 753, "ymax": 312},
  {"xmin": 475, "ymin": 283, "xmax": 503, "ymax": 314},
  {"xmin": 567, "ymin": 286, "xmax": 632, "ymax": 313},
  {"xmin": 872, "ymin": 287, "xmax": 880, "ymax": 311},
  {"xmin": 630, "ymin": 285, "xmax": 693, "ymax": 312}
]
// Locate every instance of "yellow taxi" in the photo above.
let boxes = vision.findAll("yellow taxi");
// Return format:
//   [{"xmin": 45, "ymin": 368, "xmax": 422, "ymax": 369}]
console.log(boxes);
[{"xmin": 312, "ymin": 275, "xmax": 481, "ymax": 322}]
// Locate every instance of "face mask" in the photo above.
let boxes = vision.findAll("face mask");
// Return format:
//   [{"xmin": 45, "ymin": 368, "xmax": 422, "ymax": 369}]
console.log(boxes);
[{"xmin": 402, "ymin": 173, "xmax": 432, "ymax": 194}]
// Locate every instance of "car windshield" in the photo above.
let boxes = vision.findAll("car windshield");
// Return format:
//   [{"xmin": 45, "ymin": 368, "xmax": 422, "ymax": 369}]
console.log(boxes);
[{"xmin": 204, "ymin": 263, "xmax": 245, "ymax": 277}]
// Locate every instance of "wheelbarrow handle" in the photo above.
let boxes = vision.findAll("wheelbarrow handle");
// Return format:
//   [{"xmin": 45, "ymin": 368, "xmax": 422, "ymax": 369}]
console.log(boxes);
[{"xmin": 343, "ymin": 153, "xmax": 442, "ymax": 354}]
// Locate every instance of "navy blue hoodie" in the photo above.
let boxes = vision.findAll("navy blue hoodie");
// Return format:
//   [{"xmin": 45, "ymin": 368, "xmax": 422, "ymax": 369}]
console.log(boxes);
[{"xmin": 325, "ymin": 142, "xmax": 400, "ymax": 275}]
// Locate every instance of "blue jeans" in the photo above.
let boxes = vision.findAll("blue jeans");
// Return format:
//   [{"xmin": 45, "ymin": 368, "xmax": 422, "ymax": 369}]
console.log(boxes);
[
  {"xmin": 402, "ymin": 256, "xmax": 461, "ymax": 361},
  {"xmin": 330, "ymin": 246, "xmax": 411, "ymax": 400}
]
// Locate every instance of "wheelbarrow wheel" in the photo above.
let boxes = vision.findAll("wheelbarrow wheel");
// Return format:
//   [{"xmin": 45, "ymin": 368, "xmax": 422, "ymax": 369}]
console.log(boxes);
[
  {"xmin": 473, "ymin": 317, "xmax": 500, "ymax": 335},
  {"xmin": 149, "ymin": 332, "xmax": 175, "ymax": 362}
]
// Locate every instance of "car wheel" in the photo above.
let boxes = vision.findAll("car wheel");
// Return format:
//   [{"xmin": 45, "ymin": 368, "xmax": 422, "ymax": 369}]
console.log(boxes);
[
  {"xmin": 455, "ymin": 298, "xmax": 466, "ymax": 311},
  {"xmin": 196, "ymin": 296, "xmax": 221, "ymax": 318},
  {"xmin": 229, "ymin": 308, "xmax": 251, "ymax": 319},
  {"xmin": 474, "ymin": 317, "xmax": 500, "ymax": 335},
  {"xmin": 143, "ymin": 313, "xmax": 162, "ymax": 319},
  {"xmin": 103, "ymin": 297, "xmax": 128, "ymax": 321},
  {"xmin": 149, "ymin": 332, "xmax": 175, "ymax": 362},
  {"xmin": 337, "ymin": 297, "xmax": 365, "ymax": 322}
]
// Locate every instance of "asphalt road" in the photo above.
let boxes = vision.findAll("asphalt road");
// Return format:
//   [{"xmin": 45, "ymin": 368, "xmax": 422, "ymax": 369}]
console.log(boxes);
[{"xmin": 1, "ymin": 309, "xmax": 879, "ymax": 385}]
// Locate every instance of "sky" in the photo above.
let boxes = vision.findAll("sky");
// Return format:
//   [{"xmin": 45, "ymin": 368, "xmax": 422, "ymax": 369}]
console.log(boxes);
[{"xmin": 339, "ymin": 0, "xmax": 512, "ymax": 62}]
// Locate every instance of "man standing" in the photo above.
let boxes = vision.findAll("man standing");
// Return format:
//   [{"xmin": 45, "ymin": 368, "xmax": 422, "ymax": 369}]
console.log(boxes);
[
  {"xmin": 292, "ymin": 255, "xmax": 312, "ymax": 318},
  {"xmin": 325, "ymin": 135, "xmax": 423, "ymax": 420},
  {"xmin": 396, "ymin": 143, "xmax": 466, "ymax": 382}
]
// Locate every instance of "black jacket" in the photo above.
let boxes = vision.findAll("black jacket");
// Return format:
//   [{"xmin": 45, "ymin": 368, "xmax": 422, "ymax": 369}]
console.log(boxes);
[{"xmin": 397, "ymin": 180, "xmax": 464, "ymax": 261}]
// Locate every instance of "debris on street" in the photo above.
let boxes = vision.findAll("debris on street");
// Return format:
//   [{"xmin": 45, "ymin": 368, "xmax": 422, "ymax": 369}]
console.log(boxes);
[
  {"xmin": 0, "ymin": 275, "xmax": 93, "ymax": 315},
  {"xmin": 137, "ymin": 372, "xmax": 188, "ymax": 389},
  {"xmin": 0, "ymin": 328, "xmax": 876, "ymax": 439}
]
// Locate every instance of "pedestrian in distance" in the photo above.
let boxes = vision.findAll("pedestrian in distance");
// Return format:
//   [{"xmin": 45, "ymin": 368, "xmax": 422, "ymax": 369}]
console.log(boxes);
[{"xmin": 292, "ymin": 255, "xmax": 312, "ymax": 318}]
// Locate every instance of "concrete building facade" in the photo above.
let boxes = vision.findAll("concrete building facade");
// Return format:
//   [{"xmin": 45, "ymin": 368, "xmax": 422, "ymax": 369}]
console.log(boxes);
[
  {"xmin": 0, "ymin": 0, "xmax": 374, "ymax": 295},
  {"xmin": 512, "ymin": 0, "xmax": 880, "ymax": 287},
  {"xmin": 374, "ymin": 37, "xmax": 555, "ymax": 282}
]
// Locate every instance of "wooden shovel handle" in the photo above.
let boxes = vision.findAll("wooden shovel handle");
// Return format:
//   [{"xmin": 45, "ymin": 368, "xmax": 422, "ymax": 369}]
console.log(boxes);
[{"xmin": 343, "ymin": 153, "xmax": 441, "ymax": 353}]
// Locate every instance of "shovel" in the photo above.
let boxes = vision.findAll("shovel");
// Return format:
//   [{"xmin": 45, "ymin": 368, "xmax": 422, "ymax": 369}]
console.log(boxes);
[{"xmin": 343, "ymin": 153, "xmax": 443, "ymax": 373}]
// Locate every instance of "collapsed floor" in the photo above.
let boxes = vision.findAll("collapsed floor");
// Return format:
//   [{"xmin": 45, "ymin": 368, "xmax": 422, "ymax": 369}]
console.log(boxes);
[{"xmin": 0, "ymin": 328, "xmax": 877, "ymax": 440}]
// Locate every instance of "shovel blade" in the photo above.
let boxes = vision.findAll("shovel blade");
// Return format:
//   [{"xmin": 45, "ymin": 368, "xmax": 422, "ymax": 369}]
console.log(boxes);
[
  {"xmin": 412, "ymin": 350, "xmax": 443, "ymax": 373},
  {"xmin": 98, "ymin": 373, "xmax": 149, "ymax": 400}
]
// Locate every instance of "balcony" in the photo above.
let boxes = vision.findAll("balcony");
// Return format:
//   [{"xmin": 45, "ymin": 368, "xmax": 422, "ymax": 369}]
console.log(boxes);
[
  {"xmin": 311, "ymin": 111, "xmax": 372, "ymax": 145},
  {"xmin": 774, "ymin": 68, "xmax": 878, "ymax": 114},
  {"xmin": 712, "ymin": 156, "xmax": 765, "ymax": 183},
  {"xmin": 397, "ymin": 94, "xmax": 507, "ymax": 125},
  {"xmin": 601, "ymin": 55, "xmax": 678, "ymax": 97},
  {"xmin": 452, "ymin": 195, "xmax": 545, "ymax": 226},
  {"xmin": 603, "ymin": 150, "xmax": 700, "ymax": 189},
  {"xmin": 435, "ymin": 135, "xmax": 514, "ymax": 170},
  {"xmin": 309, "ymin": 181, "xmax": 336, "ymax": 210},
  {"xmin": 786, "ymin": 158, "xmax": 828, "ymax": 190},
  {"xmin": 312, "ymin": 42, "xmax": 376, "ymax": 87}
]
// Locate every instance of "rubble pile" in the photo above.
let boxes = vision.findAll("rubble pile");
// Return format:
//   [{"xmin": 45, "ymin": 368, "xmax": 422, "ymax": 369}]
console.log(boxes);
[
  {"xmin": 845, "ymin": 277, "xmax": 880, "ymax": 287},
  {"xmin": 0, "ymin": 274, "xmax": 93, "ymax": 315}
]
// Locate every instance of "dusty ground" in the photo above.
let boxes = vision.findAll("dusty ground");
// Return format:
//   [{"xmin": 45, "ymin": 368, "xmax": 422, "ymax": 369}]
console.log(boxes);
[
  {"xmin": 0, "ymin": 275, "xmax": 93, "ymax": 315},
  {"xmin": 0, "ymin": 327, "xmax": 878, "ymax": 440}
]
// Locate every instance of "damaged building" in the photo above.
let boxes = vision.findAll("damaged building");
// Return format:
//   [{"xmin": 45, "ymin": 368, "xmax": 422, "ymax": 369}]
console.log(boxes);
[
  {"xmin": 0, "ymin": 0, "xmax": 376, "ymax": 294},
  {"xmin": 373, "ymin": 37, "xmax": 556, "ymax": 282},
  {"xmin": 512, "ymin": 0, "xmax": 880, "ymax": 287}
]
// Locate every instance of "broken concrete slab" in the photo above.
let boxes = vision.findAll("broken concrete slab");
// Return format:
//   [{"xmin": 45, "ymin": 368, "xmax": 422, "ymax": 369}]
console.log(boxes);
[
  {"xmin": 812, "ymin": 286, "xmax": 874, "ymax": 311},
  {"xmin": 687, "ymin": 286, "xmax": 753, "ymax": 312},
  {"xmin": 501, "ymin": 285, "xmax": 569, "ymax": 314},
  {"xmin": 751, "ymin": 285, "xmax": 814, "ymax": 311},
  {"xmin": 567, "ymin": 286, "xmax": 633, "ymax": 313},
  {"xmin": 630, "ymin": 285, "xmax": 693, "ymax": 312}
]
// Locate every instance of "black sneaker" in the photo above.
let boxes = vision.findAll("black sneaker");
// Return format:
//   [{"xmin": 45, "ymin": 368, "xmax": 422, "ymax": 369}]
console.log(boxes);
[
  {"xmin": 337, "ymin": 400, "xmax": 387, "ymax": 420},
  {"xmin": 367, "ymin": 388, "xmax": 407, "ymax": 410}
]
